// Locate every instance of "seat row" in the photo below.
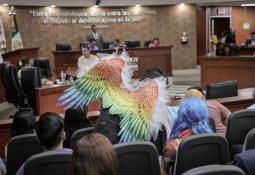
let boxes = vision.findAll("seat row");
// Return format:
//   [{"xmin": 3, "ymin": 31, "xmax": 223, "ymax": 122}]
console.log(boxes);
[
  {"xmin": 7, "ymin": 124, "xmax": 255, "ymax": 175},
  {"xmin": 0, "ymin": 62, "xmax": 50, "ymax": 114}
]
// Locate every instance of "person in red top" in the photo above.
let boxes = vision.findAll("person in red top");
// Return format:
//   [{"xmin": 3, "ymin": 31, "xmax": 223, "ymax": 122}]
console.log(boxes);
[
  {"xmin": 162, "ymin": 97, "xmax": 213, "ymax": 172},
  {"xmin": 149, "ymin": 37, "xmax": 160, "ymax": 47}
]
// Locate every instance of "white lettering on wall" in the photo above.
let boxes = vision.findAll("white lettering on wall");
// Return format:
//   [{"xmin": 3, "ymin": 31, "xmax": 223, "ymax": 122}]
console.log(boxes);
[{"xmin": 28, "ymin": 8, "xmax": 157, "ymax": 25}]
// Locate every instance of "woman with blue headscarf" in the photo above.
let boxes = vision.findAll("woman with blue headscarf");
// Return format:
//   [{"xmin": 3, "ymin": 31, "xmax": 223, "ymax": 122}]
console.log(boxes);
[{"xmin": 162, "ymin": 96, "xmax": 213, "ymax": 171}]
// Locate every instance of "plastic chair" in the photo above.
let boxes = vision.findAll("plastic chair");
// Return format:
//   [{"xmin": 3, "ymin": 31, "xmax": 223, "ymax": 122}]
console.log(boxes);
[
  {"xmin": 226, "ymin": 109, "xmax": 255, "ymax": 157},
  {"xmin": 24, "ymin": 150, "xmax": 72, "ymax": 175},
  {"xmin": 243, "ymin": 128, "xmax": 255, "ymax": 151},
  {"xmin": 21, "ymin": 67, "xmax": 42, "ymax": 114},
  {"xmin": 6, "ymin": 134, "xmax": 44, "ymax": 175},
  {"xmin": 113, "ymin": 141, "xmax": 160, "ymax": 175},
  {"xmin": 70, "ymin": 127, "xmax": 94, "ymax": 149},
  {"xmin": 173, "ymin": 134, "xmax": 230, "ymax": 175},
  {"xmin": 182, "ymin": 165, "xmax": 246, "ymax": 175}
]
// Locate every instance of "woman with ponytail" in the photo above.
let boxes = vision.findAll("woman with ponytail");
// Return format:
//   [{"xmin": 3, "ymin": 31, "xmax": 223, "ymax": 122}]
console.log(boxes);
[{"xmin": 162, "ymin": 96, "xmax": 212, "ymax": 171}]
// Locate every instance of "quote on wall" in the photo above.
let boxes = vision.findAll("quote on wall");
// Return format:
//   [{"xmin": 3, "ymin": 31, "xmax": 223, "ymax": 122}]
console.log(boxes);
[{"xmin": 28, "ymin": 8, "xmax": 158, "ymax": 25}]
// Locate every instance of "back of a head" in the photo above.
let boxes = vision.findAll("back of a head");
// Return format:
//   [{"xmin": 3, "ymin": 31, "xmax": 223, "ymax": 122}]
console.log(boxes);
[
  {"xmin": 170, "ymin": 97, "xmax": 212, "ymax": 139},
  {"xmin": 64, "ymin": 107, "xmax": 90, "ymax": 139},
  {"xmin": 70, "ymin": 133, "xmax": 117, "ymax": 175},
  {"xmin": 185, "ymin": 89, "xmax": 205, "ymax": 100},
  {"xmin": 139, "ymin": 68, "xmax": 168, "ymax": 85},
  {"xmin": 11, "ymin": 110, "xmax": 35, "ymax": 137},
  {"xmin": 36, "ymin": 112, "xmax": 64, "ymax": 150}
]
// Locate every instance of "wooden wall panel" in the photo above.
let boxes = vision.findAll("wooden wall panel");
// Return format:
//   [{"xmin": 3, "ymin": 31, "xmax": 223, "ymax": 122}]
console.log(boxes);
[
  {"xmin": 196, "ymin": 7, "xmax": 206, "ymax": 64},
  {"xmin": 200, "ymin": 56, "xmax": 255, "ymax": 89},
  {"xmin": 232, "ymin": 7, "xmax": 255, "ymax": 45}
]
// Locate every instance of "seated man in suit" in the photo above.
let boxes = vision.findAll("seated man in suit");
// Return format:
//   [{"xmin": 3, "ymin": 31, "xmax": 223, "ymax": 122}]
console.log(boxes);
[{"xmin": 245, "ymin": 32, "xmax": 255, "ymax": 47}]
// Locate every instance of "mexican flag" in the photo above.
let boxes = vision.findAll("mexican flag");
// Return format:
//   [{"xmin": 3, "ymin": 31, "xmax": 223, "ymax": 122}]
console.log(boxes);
[
  {"xmin": 11, "ymin": 31, "xmax": 23, "ymax": 51},
  {"xmin": 10, "ymin": 7, "xmax": 23, "ymax": 51},
  {"xmin": 0, "ymin": 16, "xmax": 6, "ymax": 54}
]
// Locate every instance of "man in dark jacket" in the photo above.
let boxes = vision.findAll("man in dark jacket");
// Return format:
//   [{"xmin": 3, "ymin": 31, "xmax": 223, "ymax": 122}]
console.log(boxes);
[{"xmin": 233, "ymin": 148, "xmax": 255, "ymax": 175}]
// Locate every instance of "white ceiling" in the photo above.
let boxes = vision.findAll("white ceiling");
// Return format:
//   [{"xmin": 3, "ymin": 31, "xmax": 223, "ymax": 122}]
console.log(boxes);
[{"xmin": 0, "ymin": 0, "xmax": 253, "ymax": 7}]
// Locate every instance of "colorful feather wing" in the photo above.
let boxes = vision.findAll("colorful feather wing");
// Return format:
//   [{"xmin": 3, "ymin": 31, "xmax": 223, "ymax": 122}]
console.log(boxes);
[
  {"xmin": 102, "ymin": 80, "xmax": 159, "ymax": 142},
  {"xmin": 58, "ymin": 58, "xmax": 124, "ymax": 109},
  {"xmin": 58, "ymin": 54, "xmax": 170, "ymax": 143}
]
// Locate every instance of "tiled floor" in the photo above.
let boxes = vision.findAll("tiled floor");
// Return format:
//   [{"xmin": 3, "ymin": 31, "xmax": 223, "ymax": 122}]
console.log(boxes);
[{"xmin": 168, "ymin": 66, "xmax": 201, "ymax": 98}]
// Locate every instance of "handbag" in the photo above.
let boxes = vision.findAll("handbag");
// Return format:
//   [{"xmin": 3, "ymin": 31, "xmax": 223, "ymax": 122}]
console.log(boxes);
[{"xmin": 206, "ymin": 80, "xmax": 238, "ymax": 99}]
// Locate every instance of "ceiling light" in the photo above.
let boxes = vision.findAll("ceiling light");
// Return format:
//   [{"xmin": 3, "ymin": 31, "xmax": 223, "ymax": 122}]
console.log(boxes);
[
  {"xmin": 241, "ymin": 4, "xmax": 255, "ymax": 7},
  {"xmin": 180, "ymin": 3, "xmax": 185, "ymax": 6},
  {"xmin": 50, "ymin": 5, "xmax": 56, "ymax": 8},
  {"xmin": 93, "ymin": 5, "xmax": 98, "ymax": 8},
  {"xmin": 2, "ymin": 4, "xmax": 8, "ymax": 6},
  {"xmin": 135, "ymin": 5, "xmax": 141, "ymax": 7}
]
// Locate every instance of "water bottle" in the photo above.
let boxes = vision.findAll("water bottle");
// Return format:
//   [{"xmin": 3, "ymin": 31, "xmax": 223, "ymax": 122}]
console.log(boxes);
[
  {"xmin": 69, "ymin": 76, "xmax": 74, "ymax": 84},
  {"xmin": 61, "ymin": 70, "xmax": 65, "ymax": 83}
]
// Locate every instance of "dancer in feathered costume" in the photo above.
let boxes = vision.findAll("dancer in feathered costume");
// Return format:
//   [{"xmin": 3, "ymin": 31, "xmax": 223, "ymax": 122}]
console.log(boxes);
[{"xmin": 58, "ymin": 52, "xmax": 171, "ymax": 142}]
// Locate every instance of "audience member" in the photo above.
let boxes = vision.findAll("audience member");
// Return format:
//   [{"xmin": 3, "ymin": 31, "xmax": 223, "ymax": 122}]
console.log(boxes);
[
  {"xmin": 88, "ymin": 38, "xmax": 99, "ymax": 51},
  {"xmin": 223, "ymin": 45, "xmax": 231, "ymax": 56},
  {"xmin": 16, "ymin": 112, "xmax": 71, "ymax": 175},
  {"xmin": 11, "ymin": 110, "xmax": 36, "ymax": 137},
  {"xmin": 229, "ymin": 43, "xmax": 240, "ymax": 56},
  {"xmin": 94, "ymin": 68, "xmax": 170, "ymax": 144},
  {"xmin": 167, "ymin": 86, "xmax": 230, "ymax": 136},
  {"xmin": 186, "ymin": 86, "xmax": 231, "ymax": 135},
  {"xmin": 17, "ymin": 58, "xmax": 30, "ymax": 80},
  {"xmin": 245, "ymin": 32, "xmax": 255, "ymax": 47},
  {"xmin": 216, "ymin": 41, "xmax": 225, "ymax": 56},
  {"xmin": 5, "ymin": 110, "xmax": 36, "ymax": 160},
  {"xmin": 64, "ymin": 107, "xmax": 91, "ymax": 148},
  {"xmin": 149, "ymin": 37, "xmax": 160, "ymax": 47},
  {"xmin": 69, "ymin": 133, "xmax": 117, "ymax": 175},
  {"xmin": 108, "ymin": 39, "xmax": 120, "ymax": 50},
  {"xmin": 0, "ymin": 158, "xmax": 5, "ymax": 175},
  {"xmin": 162, "ymin": 97, "xmax": 213, "ymax": 172},
  {"xmin": 225, "ymin": 28, "xmax": 236, "ymax": 44},
  {"xmin": 233, "ymin": 148, "xmax": 255, "ymax": 175},
  {"xmin": 210, "ymin": 31, "xmax": 218, "ymax": 55},
  {"xmin": 86, "ymin": 24, "xmax": 103, "ymax": 49},
  {"xmin": 76, "ymin": 46, "xmax": 99, "ymax": 78},
  {"xmin": 219, "ymin": 31, "xmax": 226, "ymax": 44}
]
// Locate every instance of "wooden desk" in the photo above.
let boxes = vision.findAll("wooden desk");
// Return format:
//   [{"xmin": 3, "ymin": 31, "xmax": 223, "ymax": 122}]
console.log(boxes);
[
  {"xmin": 239, "ymin": 47, "xmax": 255, "ymax": 56},
  {"xmin": 52, "ymin": 46, "xmax": 173, "ymax": 76},
  {"xmin": 218, "ymin": 88, "xmax": 255, "ymax": 112},
  {"xmin": 36, "ymin": 84, "xmax": 101, "ymax": 116},
  {"xmin": 0, "ymin": 118, "xmax": 12, "ymax": 158},
  {"xmin": 170, "ymin": 88, "xmax": 255, "ymax": 112},
  {"xmin": 0, "ymin": 70, "xmax": 4, "ymax": 103},
  {"xmin": 2, "ymin": 47, "xmax": 39, "ymax": 66},
  {"xmin": 200, "ymin": 56, "xmax": 255, "ymax": 89}
]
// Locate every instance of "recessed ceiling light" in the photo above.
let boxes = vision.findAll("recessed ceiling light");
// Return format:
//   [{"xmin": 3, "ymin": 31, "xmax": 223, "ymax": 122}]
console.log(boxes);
[
  {"xmin": 93, "ymin": 5, "xmax": 98, "ymax": 8},
  {"xmin": 50, "ymin": 5, "xmax": 56, "ymax": 8},
  {"xmin": 2, "ymin": 4, "xmax": 8, "ymax": 6},
  {"xmin": 135, "ymin": 5, "xmax": 141, "ymax": 7},
  {"xmin": 241, "ymin": 4, "xmax": 255, "ymax": 7}
]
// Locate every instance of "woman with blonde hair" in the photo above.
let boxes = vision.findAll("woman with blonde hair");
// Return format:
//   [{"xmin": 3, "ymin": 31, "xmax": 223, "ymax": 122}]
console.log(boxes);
[{"xmin": 69, "ymin": 133, "xmax": 117, "ymax": 175}]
